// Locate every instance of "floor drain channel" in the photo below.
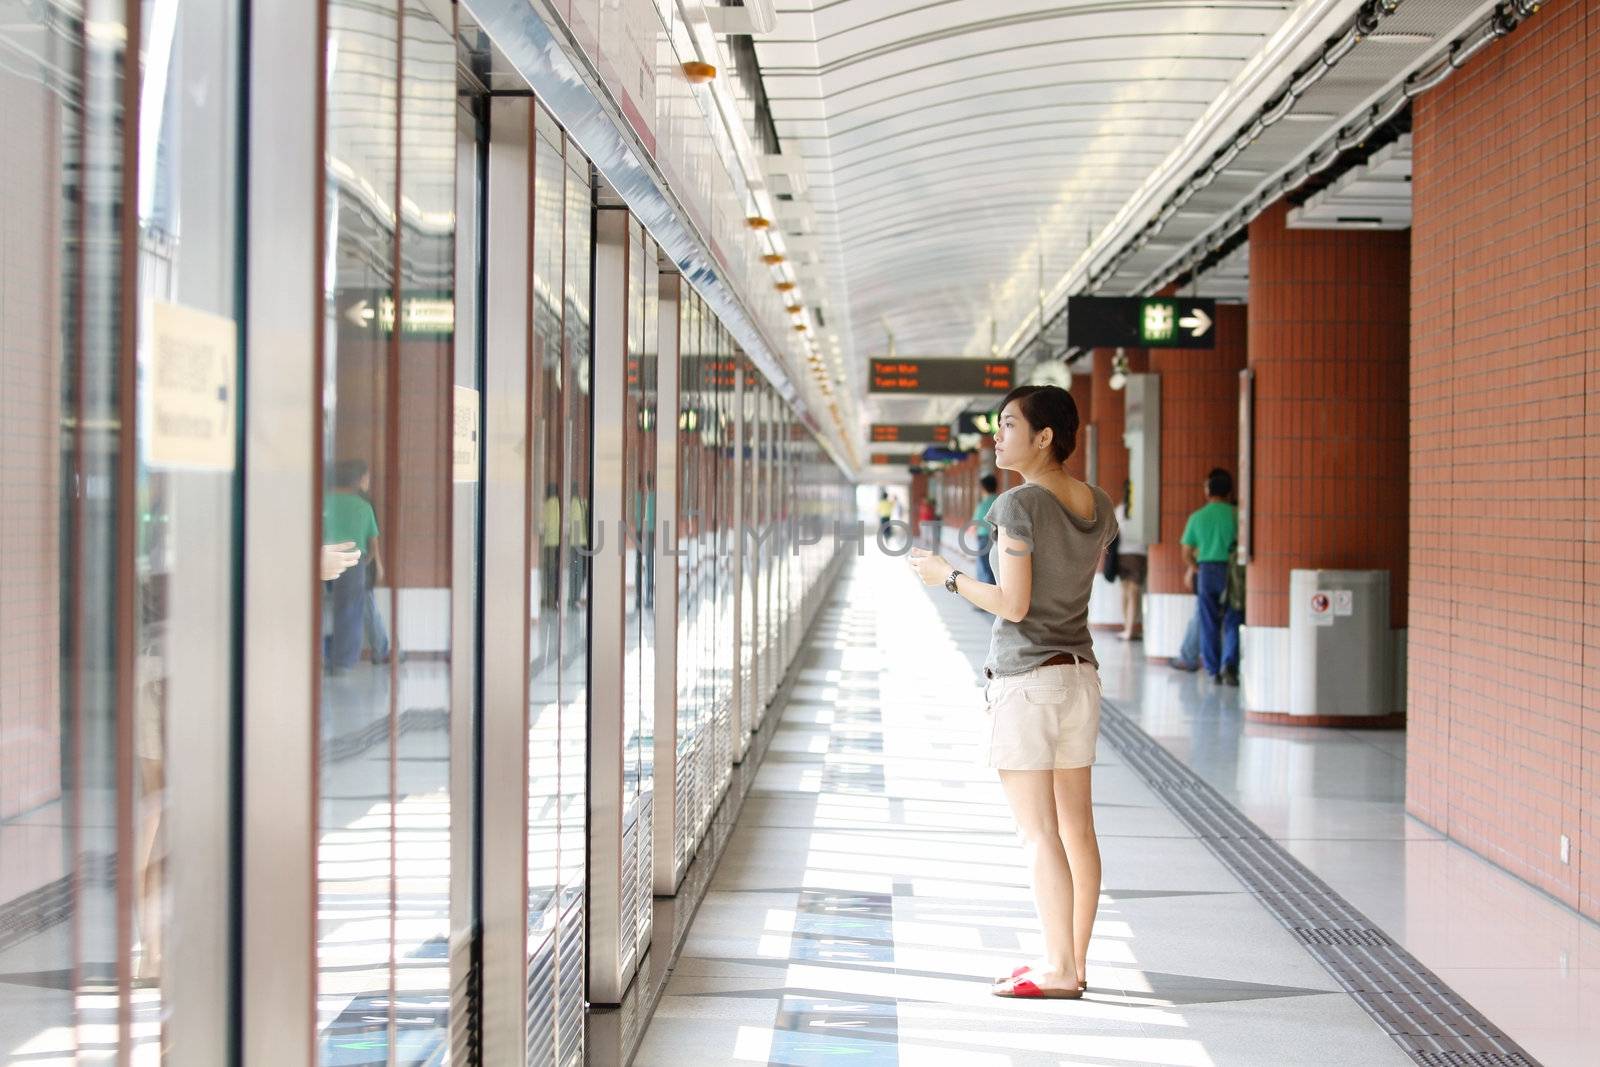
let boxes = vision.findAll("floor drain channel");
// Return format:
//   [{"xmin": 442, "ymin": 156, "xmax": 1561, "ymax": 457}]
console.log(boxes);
[{"xmin": 1099, "ymin": 700, "xmax": 1541, "ymax": 1067}]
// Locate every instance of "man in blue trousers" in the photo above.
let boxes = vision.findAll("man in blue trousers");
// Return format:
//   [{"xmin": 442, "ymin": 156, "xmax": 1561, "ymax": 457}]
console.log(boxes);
[{"xmin": 1181, "ymin": 468, "xmax": 1241, "ymax": 686}]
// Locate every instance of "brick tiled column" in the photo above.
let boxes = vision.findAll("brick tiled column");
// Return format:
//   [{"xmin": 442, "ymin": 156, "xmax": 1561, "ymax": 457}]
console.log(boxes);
[
  {"xmin": 1065, "ymin": 364, "xmax": 1093, "ymax": 482},
  {"xmin": 1247, "ymin": 201, "xmax": 1410, "ymax": 627},
  {"xmin": 1147, "ymin": 304, "xmax": 1248, "ymax": 595},
  {"xmin": 1141, "ymin": 306, "xmax": 1248, "ymax": 659},
  {"xmin": 1089, "ymin": 346, "xmax": 1147, "ymax": 498},
  {"xmin": 1244, "ymin": 199, "xmax": 1409, "ymax": 722},
  {"xmin": 1406, "ymin": 0, "xmax": 1599, "ymax": 919}
]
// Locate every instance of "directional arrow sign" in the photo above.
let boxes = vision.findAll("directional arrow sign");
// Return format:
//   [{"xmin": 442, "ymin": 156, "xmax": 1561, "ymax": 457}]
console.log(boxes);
[
  {"xmin": 1179, "ymin": 306, "xmax": 1212, "ymax": 338},
  {"xmin": 1067, "ymin": 296, "xmax": 1217, "ymax": 350}
]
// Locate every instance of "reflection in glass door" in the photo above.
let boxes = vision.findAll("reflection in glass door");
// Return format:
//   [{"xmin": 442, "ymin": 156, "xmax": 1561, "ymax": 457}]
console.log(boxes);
[
  {"xmin": 1, "ymin": 2, "xmax": 242, "ymax": 1062},
  {"xmin": 315, "ymin": 0, "xmax": 465, "ymax": 1061}
]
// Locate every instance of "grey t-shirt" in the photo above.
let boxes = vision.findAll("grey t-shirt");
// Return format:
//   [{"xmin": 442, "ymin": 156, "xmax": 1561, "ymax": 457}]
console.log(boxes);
[{"xmin": 984, "ymin": 482, "xmax": 1117, "ymax": 676}]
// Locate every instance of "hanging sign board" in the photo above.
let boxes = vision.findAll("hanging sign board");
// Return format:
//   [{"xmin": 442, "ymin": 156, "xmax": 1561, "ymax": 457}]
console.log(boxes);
[
  {"xmin": 957, "ymin": 411, "xmax": 999, "ymax": 436},
  {"xmin": 868, "ymin": 452, "xmax": 910, "ymax": 465},
  {"xmin": 1067, "ymin": 295, "xmax": 1216, "ymax": 349},
  {"xmin": 868, "ymin": 359, "xmax": 1013, "ymax": 395},
  {"xmin": 870, "ymin": 423, "xmax": 950, "ymax": 444}
]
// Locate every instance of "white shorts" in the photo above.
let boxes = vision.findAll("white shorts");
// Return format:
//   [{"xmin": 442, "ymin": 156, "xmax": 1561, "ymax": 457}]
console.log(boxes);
[{"xmin": 981, "ymin": 662, "xmax": 1102, "ymax": 770}]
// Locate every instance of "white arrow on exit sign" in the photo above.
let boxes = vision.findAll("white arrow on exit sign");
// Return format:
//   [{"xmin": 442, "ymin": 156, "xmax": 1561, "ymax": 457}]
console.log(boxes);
[{"xmin": 1179, "ymin": 307, "xmax": 1212, "ymax": 338}]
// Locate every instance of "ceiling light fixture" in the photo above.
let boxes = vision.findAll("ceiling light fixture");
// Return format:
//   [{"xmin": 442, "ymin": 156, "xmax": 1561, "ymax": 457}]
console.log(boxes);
[
  {"xmin": 762, "ymin": 253, "xmax": 785, "ymax": 265},
  {"xmin": 682, "ymin": 61, "xmax": 716, "ymax": 84}
]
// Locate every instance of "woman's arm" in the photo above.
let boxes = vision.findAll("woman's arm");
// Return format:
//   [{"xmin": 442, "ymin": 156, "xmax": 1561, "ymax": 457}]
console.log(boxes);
[{"xmin": 908, "ymin": 527, "xmax": 1032, "ymax": 622}]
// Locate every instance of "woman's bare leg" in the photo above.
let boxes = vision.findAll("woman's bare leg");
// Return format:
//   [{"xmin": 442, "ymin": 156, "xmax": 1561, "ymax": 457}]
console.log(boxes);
[
  {"xmin": 996, "ymin": 769, "xmax": 1078, "ymax": 991},
  {"xmin": 1054, "ymin": 766, "xmax": 1100, "ymax": 986}
]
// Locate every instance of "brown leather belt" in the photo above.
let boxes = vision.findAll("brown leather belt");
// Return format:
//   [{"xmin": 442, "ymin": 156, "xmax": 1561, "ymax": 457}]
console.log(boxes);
[{"xmin": 1042, "ymin": 652, "xmax": 1085, "ymax": 667}]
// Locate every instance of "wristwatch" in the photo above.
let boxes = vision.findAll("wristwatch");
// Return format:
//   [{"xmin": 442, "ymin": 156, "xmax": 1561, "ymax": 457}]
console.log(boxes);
[{"xmin": 944, "ymin": 570, "xmax": 961, "ymax": 594}]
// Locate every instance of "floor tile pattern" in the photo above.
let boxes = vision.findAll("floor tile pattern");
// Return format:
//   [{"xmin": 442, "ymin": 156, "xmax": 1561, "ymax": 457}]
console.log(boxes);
[
  {"xmin": 634, "ymin": 555, "xmax": 1414, "ymax": 1066},
  {"xmin": 1100, "ymin": 700, "xmax": 1537, "ymax": 1067}
]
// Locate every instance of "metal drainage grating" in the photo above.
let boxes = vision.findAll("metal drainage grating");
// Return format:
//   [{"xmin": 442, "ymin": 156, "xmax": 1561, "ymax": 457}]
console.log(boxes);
[
  {"xmin": 1294, "ymin": 925, "xmax": 1392, "ymax": 949},
  {"xmin": 1099, "ymin": 700, "xmax": 1541, "ymax": 1067}
]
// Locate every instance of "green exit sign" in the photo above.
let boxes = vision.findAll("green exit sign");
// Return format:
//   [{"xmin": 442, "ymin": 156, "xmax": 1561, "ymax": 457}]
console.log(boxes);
[{"xmin": 1067, "ymin": 296, "xmax": 1216, "ymax": 349}]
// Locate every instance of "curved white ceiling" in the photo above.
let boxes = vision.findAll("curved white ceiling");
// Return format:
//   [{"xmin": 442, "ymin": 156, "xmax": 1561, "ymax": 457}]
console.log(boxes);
[{"xmin": 754, "ymin": 0, "xmax": 1301, "ymax": 422}]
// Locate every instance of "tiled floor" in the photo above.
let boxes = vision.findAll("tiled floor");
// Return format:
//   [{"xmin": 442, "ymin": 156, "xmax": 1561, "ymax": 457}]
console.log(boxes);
[
  {"xmin": 1096, "ymin": 614, "xmax": 1600, "ymax": 1067},
  {"xmin": 635, "ymin": 554, "xmax": 1427, "ymax": 1066}
]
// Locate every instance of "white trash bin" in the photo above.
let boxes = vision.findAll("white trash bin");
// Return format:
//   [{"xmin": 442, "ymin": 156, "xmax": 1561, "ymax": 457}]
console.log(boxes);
[{"xmin": 1288, "ymin": 569, "xmax": 1393, "ymax": 719}]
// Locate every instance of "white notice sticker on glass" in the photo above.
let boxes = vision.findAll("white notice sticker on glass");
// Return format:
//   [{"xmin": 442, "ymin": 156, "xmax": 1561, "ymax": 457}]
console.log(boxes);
[
  {"xmin": 148, "ymin": 302, "xmax": 237, "ymax": 471},
  {"xmin": 453, "ymin": 385, "xmax": 480, "ymax": 482},
  {"xmin": 1333, "ymin": 590, "xmax": 1354, "ymax": 616}
]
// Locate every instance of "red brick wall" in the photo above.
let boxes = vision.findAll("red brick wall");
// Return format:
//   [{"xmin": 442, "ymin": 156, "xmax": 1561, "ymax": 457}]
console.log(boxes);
[
  {"xmin": 1148, "ymin": 304, "xmax": 1248, "ymax": 595},
  {"xmin": 1, "ymin": 63, "xmax": 63, "ymax": 827},
  {"xmin": 1245, "ymin": 200, "xmax": 1410, "ymax": 628},
  {"xmin": 1406, "ymin": 0, "xmax": 1600, "ymax": 918}
]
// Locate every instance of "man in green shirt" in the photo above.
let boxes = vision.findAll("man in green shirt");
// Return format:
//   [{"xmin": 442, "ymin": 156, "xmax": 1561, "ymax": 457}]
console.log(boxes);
[
  {"xmin": 1181, "ymin": 468, "xmax": 1241, "ymax": 685},
  {"xmin": 323, "ymin": 459, "xmax": 380, "ymax": 671}
]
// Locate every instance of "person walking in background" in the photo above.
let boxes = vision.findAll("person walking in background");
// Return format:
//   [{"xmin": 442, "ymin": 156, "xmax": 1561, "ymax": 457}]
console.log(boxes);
[
  {"xmin": 916, "ymin": 496, "xmax": 938, "ymax": 549},
  {"xmin": 1169, "ymin": 608, "xmax": 1202, "ymax": 672},
  {"xmin": 1181, "ymin": 468, "xmax": 1241, "ymax": 685},
  {"xmin": 323, "ymin": 459, "xmax": 381, "ymax": 672},
  {"xmin": 1112, "ymin": 496, "xmax": 1145, "ymax": 641},
  {"xmin": 877, "ymin": 489, "xmax": 894, "ymax": 534},
  {"xmin": 909, "ymin": 384, "xmax": 1112, "ymax": 1000},
  {"xmin": 972, "ymin": 473, "xmax": 999, "ymax": 586}
]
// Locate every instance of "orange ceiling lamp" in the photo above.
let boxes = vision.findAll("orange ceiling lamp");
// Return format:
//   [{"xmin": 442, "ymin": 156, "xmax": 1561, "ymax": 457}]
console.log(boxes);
[
  {"xmin": 762, "ymin": 253, "xmax": 785, "ymax": 265},
  {"xmin": 682, "ymin": 61, "xmax": 716, "ymax": 83},
  {"xmin": 774, "ymin": 281, "xmax": 796, "ymax": 293},
  {"xmin": 746, "ymin": 216, "xmax": 771, "ymax": 230},
  {"xmin": 792, "ymin": 323, "xmax": 807, "ymax": 332}
]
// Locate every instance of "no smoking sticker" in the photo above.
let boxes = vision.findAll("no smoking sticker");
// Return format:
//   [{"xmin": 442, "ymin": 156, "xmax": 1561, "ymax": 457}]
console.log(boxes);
[{"xmin": 1309, "ymin": 592, "xmax": 1334, "ymax": 626}]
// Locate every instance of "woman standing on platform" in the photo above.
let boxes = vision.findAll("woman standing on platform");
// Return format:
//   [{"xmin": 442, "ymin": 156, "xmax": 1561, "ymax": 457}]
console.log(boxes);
[{"xmin": 910, "ymin": 384, "xmax": 1113, "ymax": 1000}]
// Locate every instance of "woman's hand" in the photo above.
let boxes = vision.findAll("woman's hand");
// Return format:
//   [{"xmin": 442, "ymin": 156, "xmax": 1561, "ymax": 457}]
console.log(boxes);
[
  {"xmin": 321, "ymin": 542, "xmax": 360, "ymax": 581},
  {"xmin": 908, "ymin": 548, "xmax": 951, "ymax": 586}
]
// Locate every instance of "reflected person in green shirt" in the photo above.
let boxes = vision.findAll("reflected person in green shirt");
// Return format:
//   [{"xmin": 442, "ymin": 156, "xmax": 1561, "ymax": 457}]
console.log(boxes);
[
  {"xmin": 972, "ymin": 473, "xmax": 999, "ymax": 586},
  {"xmin": 323, "ymin": 459, "xmax": 381, "ymax": 671}
]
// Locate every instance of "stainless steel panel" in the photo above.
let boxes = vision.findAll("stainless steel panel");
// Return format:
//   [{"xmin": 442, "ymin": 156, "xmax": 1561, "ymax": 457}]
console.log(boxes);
[
  {"xmin": 241, "ymin": 3, "xmax": 319, "ymax": 1062},
  {"xmin": 588, "ymin": 205, "xmax": 634, "ymax": 1005},
  {"xmin": 651, "ymin": 272, "xmax": 683, "ymax": 895},
  {"xmin": 449, "ymin": 94, "xmax": 484, "ymax": 1064},
  {"xmin": 479, "ymin": 94, "xmax": 534, "ymax": 1066},
  {"xmin": 731, "ymin": 365, "xmax": 748, "ymax": 762}
]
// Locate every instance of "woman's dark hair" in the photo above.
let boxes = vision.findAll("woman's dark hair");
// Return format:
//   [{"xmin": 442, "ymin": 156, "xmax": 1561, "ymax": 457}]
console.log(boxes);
[
  {"xmin": 998, "ymin": 385, "xmax": 1079, "ymax": 464},
  {"xmin": 979, "ymin": 473, "xmax": 998, "ymax": 493},
  {"xmin": 1206, "ymin": 467, "xmax": 1233, "ymax": 498}
]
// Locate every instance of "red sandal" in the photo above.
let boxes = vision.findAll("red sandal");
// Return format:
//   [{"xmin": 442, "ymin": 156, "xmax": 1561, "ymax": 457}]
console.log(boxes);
[
  {"xmin": 1000, "ymin": 964, "xmax": 1088, "ymax": 992},
  {"xmin": 992, "ymin": 974, "xmax": 1083, "ymax": 999}
]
